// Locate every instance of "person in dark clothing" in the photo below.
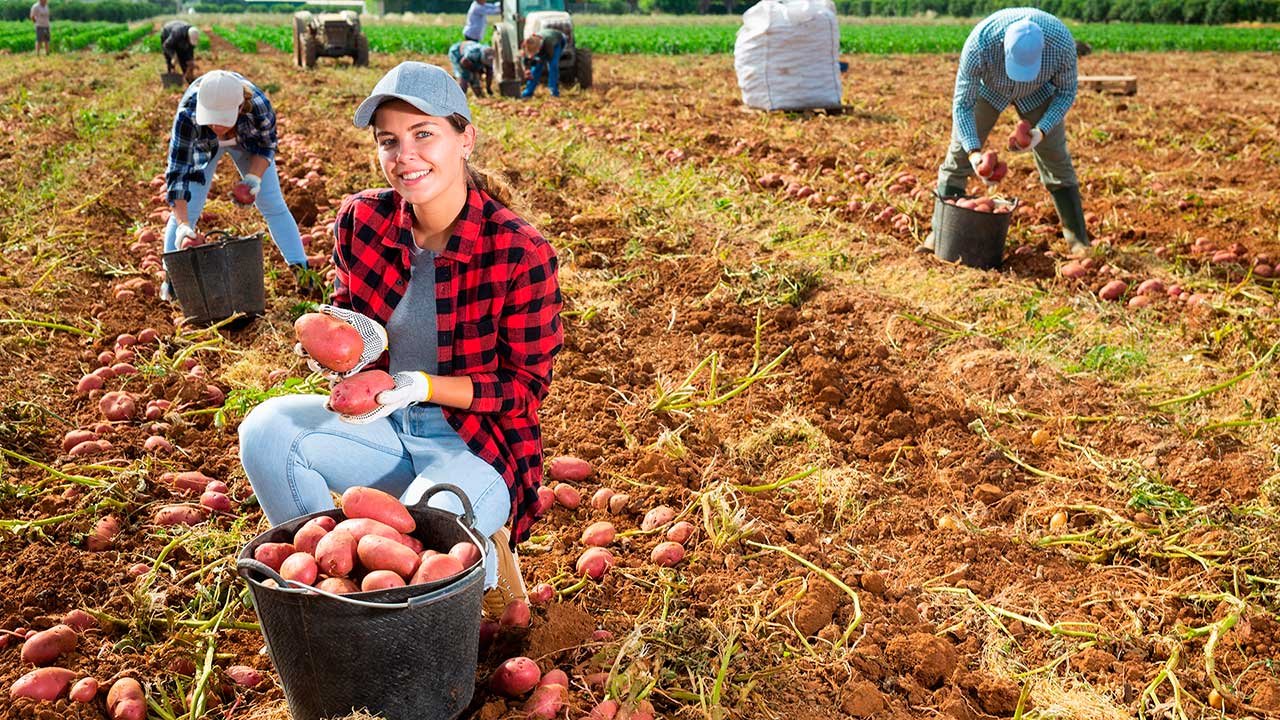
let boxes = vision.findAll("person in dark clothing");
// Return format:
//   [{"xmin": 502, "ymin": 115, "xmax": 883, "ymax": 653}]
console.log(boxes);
[
  {"xmin": 520, "ymin": 28, "xmax": 564, "ymax": 99},
  {"xmin": 161, "ymin": 20, "xmax": 201, "ymax": 83}
]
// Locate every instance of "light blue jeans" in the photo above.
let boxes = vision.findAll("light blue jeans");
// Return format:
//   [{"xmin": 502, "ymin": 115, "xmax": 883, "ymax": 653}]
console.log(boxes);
[
  {"xmin": 238, "ymin": 394, "xmax": 511, "ymax": 589},
  {"xmin": 521, "ymin": 39, "xmax": 563, "ymax": 98},
  {"xmin": 163, "ymin": 145, "xmax": 307, "ymax": 265}
]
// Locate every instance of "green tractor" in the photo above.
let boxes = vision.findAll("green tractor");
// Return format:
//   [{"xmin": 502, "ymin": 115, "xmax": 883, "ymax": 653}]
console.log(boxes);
[
  {"xmin": 293, "ymin": 10, "xmax": 369, "ymax": 69},
  {"xmin": 491, "ymin": 0, "xmax": 592, "ymax": 97}
]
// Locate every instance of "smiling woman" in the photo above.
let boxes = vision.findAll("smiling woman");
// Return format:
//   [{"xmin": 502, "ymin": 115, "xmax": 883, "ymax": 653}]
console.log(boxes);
[{"xmin": 237, "ymin": 61, "xmax": 564, "ymax": 623}]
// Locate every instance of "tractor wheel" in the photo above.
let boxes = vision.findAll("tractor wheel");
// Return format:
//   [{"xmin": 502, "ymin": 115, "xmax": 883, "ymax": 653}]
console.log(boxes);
[
  {"xmin": 293, "ymin": 16, "xmax": 305, "ymax": 67},
  {"xmin": 575, "ymin": 47, "xmax": 593, "ymax": 90},
  {"xmin": 354, "ymin": 33, "xmax": 369, "ymax": 67},
  {"xmin": 302, "ymin": 33, "xmax": 319, "ymax": 69}
]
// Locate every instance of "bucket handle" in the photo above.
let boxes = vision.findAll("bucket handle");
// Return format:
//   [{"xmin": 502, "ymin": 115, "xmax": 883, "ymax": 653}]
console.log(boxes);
[
  {"xmin": 405, "ymin": 482, "xmax": 489, "ymax": 591},
  {"xmin": 204, "ymin": 229, "xmax": 266, "ymax": 246}
]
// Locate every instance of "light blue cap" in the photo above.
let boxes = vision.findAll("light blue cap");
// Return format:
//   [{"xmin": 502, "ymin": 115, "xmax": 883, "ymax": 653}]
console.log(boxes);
[
  {"xmin": 353, "ymin": 61, "xmax": 471, "ymax": 128},
  {"xmin": 1003, "ymin": 19, "xmax": 1044, "ymax": 83}
]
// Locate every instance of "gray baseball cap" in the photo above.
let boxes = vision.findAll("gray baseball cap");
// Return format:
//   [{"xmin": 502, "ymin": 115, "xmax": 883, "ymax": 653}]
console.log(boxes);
[{"xmin": 353, "ymin": 61, "xmax": 471, "ymax": 128}]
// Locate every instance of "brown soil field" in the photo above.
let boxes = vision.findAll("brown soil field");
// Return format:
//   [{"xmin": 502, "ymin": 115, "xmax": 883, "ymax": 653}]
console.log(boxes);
[{"xmin": 1, "ymin": 38, "xmax": 1279, "ymax": 720}]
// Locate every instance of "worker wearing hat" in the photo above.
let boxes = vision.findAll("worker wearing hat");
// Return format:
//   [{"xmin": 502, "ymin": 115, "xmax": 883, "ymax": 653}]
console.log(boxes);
[
  {"xmin": 919, "ymin": 8, "xmax": 1090, "ymax": 256},
  {"xmin": 161, "ymin": 70, "xmax": 308, "ymax": 300},
  {"xmin": 161, "ymin": 20, "xmax": 201, "ymax": 83},
  {"xmin": 238, "ymin": 61, "xmax": 563, "ymax": 619},
  {"xmin": 448, "ymin": 39, "xmax": 495, "ymax": 97}
]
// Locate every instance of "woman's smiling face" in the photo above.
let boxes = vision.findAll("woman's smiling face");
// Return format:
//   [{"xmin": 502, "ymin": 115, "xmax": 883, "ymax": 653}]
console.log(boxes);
[{"xmin": 373, "ymin": 100, "xmax": 475, "ymax": 206}]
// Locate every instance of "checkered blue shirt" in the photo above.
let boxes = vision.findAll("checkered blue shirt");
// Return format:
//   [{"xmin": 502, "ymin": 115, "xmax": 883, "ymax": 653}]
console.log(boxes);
[
  {"xmin": 165, "ymin": 73, "xmax": 277, "ymax": 204},
  {"xmin": 952, "ymin": 9, "xmax": 1078, "ymax": 153}
]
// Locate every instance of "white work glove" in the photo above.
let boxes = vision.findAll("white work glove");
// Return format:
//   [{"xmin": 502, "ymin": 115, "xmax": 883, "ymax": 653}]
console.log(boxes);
[
  {"xmin": 335, "ymin": 371, "xmax": 434, "ymax": 425},
  {"xmin": 175, "ymin": 222, "xmax": 198, "ymax": 248},
  {"xmin": 1008, "ymin": 127, "xmax": 1044, "ymax": 154},
  {"xmin": 293, "ymin": 304, "xmax": 389, "ymax": 380},
  {"xmin": 232, "ymin": 173, "xmax": 261, "ymax": 207}
]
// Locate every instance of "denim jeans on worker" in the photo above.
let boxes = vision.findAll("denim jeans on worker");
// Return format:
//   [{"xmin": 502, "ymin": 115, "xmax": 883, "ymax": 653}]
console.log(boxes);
[
  {"xmin": 162, "ymin": 145, "xmax": 307, "ymax": 265},
  {"xmin": 521, "ymin": 39, "xmax": 563, "ymax": 98},
  {"xmin": 238, "ymin": 394, "xmax": 510, "ymax": 589},
  {"xmin": 938, "ymin": 97, "xmax": 1079, "ymax": 194}
]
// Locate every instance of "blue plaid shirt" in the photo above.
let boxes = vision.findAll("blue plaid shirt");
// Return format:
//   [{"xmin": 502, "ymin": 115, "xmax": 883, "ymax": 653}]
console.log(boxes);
[
  {"xmin": 953, "ymin": 8, "xmax": 1078, "ymax": 153},
  {"xmin": 165, "ymin": 72, "xmax": 277, "ymax": 204}
]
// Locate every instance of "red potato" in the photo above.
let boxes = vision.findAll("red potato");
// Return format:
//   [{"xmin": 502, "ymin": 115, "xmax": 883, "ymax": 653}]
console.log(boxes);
[
  {"xmin": 589, "ymin": 699, "xmax": 620, "ymax": 720},
  {"xmin": 341, "ymin": 486, "xmax": 415, "ymax": 533},
  {"xmin": 501, "ymin": 599, "xmax": 531, "ymax": 628},
  {"xmin": 1136, "ymin": 279, "xmax": 1165, "ymax": 296},
  {"xmin": 535, "ymin": 486, "xmax": 555, "ymax": 514},
  {"xmin": 448, "ymin": 541, "xmax": 481, "ymax": 569},
  {"xmin": 316, "ymin": 577, "xmax": 360, "ymax": 594},
  {"xmin": 576, "ymin": 547, "xmax": 615, "ymax": 580},
  {"xmin": 592, "ymin": 629, "xmax": 614, "ymax": 641},
  {"xmin": 69, "ymin": 676, "xmax": 99, "ymax": 703},
  {"xmin": 328, "ymin": 370, "xmax": 396, "ymax": 415},
  {"xmin": 315, "ymin": 529, "xmax": 357, "ymax": 577},
  {"xmin": 21, "ymin": 624, "xmax": 76, "ymax": 666},
  {"xmin": 61, "ymin": 609, "xmax": 97, "ymax": 632},
  {"xmin": 86, "ymin": 515, "xmax": 121, "ymax": 551},
  {"xmin": 93, "ymin": 365, "xmax": 117, "ymax": 380},
  {"xmin": 976, "ymin": 150, "xmax": 998, "ymax": 177},
  {"xmin": 608, "ymin": 493, "xmax": 631, "ymax": 514},
  {"xmin": 590, "ymin": 488, "xmax": 614, "ymax": 510},
  {"xmin": 396, "ymin": 533, "xmax": 422, "ymax": 554},
  {"xmin": 62, "ymin": 429, "xmax": 98, "ymax": 453},
  {"xmin": 524, "ymin": 681, "xmax": 567, "ymax": 719},
  {"xmin": 581, "ymin": 521, "xmax": 616, "ymax": 547},
  {"xmin": 153, "ymin": 504, "xmax": 209, "ymax": 526},
  {"xmin": 205, "ymin": 480, "xmax": 229, "ymax": 494},
  {"xmin": 231, "ymin": 183, "xmax": 256, "ymax": 206},
  {"xmin": 98, "ymin": 391, "xmax": 135, "ymax": 421},
  {"xmin": 107, "ymin": 677, "xmax": 146, "ymax": 720},
  {"xmin": 253, "ymin": 542, "xmax": 296, "ymax": 572},
  {"xmin": 411, "ymin": 553, "xmax": 464, "ymax": 585},
  {"xmin": 225, "ymin": 665, "xmax": 263, "ymax": 688},
  {"xmin": 641, "ymin": 505, "xmax": 675, "ymax": 531},
  {"xmin": 357, "ymin": 535, "xmax": 420, "ymax": 578},
  {"xmin": 293, "ymin": 518, "xmax": 331, "ymax": 555},
  {"xmin": 128, "ymin": 563, "xmax": 150, "ymax": 577},
  {"xmin": 145, "ymin": 399, "xmax": 172, "ymax": 421},
  {"xmin": 1059, "ymin": 261, "xmax": 1088, "ymax": 279},
  {"xmin": 138, "ymin": 328, "xmax": 160, "ymax": 344},
  {"xmin": 97, "ymin": 350, "xmax": 116, "ymax": 366},
  {"xmin": 361, "ymin": 569, "xmax": 407, "ymax": 592},
  {"xmin": 168, "ymin": 470, "xmax": 217, "ymax": 494},
  {"xmin": 988, "ymin": 160, "xmax": 1008, "ymax": 182},
  {"xmin": 546, "ymin": 455, "xmax": 593, "ymax": 482},
  {"xmin": 553, "ymin": 483, "xmax": 581, "ymax": 509},
  {"xmin": 69, "ymin": 439, "xmax": 112, "ymax": 457},
  {"xmin": 666, "ymin": 521, "xmax": 696, "ymax": 545},
  {"xmin": 333, "ymin": 517, "xmax": 403, "ymax": 547},
  {"xmin": 9, "ymin": 667, "xmax": 76, "ymax": 701},
  {"xmin": 528, "ymin": 583, "xmax": 554, "ymax": 605},
  {"xmin": 295, "ymin": 312, "xmax": 364, "ymax": 372},
  {"xmin": 144, "ymin": 435, "xmax": 173, "ymax": 453},
  {"xmin": 111, "ymin": 363, "xmax": 138, "ymax": 376},
  {"xmin": 651, "ymin": 541, "xmax": 686, "ymax": 567},
  {"xmin": 1098, "ymin": 280, "xmax": 1128, "ymax": 302},
  {"xmin": 1129, "ymin": 295, "xmax": 1152, "ymax": 309},
  {"xmin": 76, "ymin": 373, "xmax": 104, "ymax": 394},
  {"xmin": 1013, "ymin": 120, "xmax": 1032, "ymax": 148},
  {"xmin": 490, "ymin": 656, "xmax": 541, "ymax": 697},
  {"xmin": 280, "ymin": 552, "xmax": 319, "ymax": 585}
]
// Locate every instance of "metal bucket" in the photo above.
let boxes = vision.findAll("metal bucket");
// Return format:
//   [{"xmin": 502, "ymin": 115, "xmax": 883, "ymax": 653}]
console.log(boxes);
[{"xmin": 236, "ymin": 484, "xmax": 485, "ymax": 720}]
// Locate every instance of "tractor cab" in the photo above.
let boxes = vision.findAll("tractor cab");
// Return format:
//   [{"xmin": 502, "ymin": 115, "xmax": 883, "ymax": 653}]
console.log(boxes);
[
  {"xmin": 293, "ymin": 10, "xmax": 369, "ymax": 69},
  {"xmin": 492, "ymin": 0, "xmax": 592, "ymax": 97}
]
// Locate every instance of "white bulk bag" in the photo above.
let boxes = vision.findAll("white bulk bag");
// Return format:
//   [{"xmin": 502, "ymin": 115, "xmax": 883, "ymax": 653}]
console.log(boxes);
[{"xmin": 734, "ymin": 0, "xmax": 842, "ymax": 111}]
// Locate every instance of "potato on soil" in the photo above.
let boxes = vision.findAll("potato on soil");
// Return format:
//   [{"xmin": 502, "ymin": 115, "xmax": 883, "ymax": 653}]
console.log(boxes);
[
  {"xmin": 641, "ymin": 505, "xmax": 675, "ymax": 531},
  {"xmin": 225, "ymin": 665, "xmax": 262, "ymax": 688},
  {"xmin": 106, "ymin": 677, "xmax": 146, "ymax": 720},
  {"xmin": 341, "ymin": 486, "xmax": 415, "ymax": 533},
  {"xmin": 553, "ymin": 483, "xmax": 581, "ymax": 509},
  {"xmin": 153, "ymin": 504, "xmax": 209, "ymax": 527},
  {"xmin": 666, "ymin": 520, "xmax": 696, "ymax": 545},
  {"xmin": 329, "ymin": 370, "xmax": 396, "ymax": 415},
  {"xmin": 295, "ymin": 312, "xmax": 363, "ymax": 372},
  {"xmin": 524, "ymin": 680, "xmax": 567, "ymax": 719},
  {"xmin": 87, "ymin": 515, "xmax": 121, "ymax": 551},
  {"xmin": 10, "ymin": 667, "xmax": 76, "ymax": 700},
  {"xmin": 576, "ymin": 546, "xmax": 615, "ymax": 579},
  {"xmin": 651, "ymin": 541, "xmax": 686, "ymax": 567},
  {"xmin": 21, "ymin": 624, "xmax": 76, "ymax": 666},
  {"xmin": 546, "ymin": 455, "xmax": 593, "ymax": 482},
  {"xmin": 61, "ymin": 609, "xmax": 96, "ymax": 631},
  {"xmin": 69, "ymin": 676, "xmax": 99, "ymax": 702},
  {"xmin": 98, "ymin": 391, "xmax": 135, "ymax": 421},
  {"xmin": 501, "ymin": 599, "xmax": 531, "ymax": 628},
  {"xmin": 490, "ymin": 656, "xmax": 541, "ymax": 697},
  {"xmin": 581, "ymin": 521, "xmax": 616, "ymax": 547}
]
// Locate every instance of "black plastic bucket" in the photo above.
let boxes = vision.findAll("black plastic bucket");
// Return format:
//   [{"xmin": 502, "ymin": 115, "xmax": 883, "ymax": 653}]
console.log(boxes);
[
  {"xmin": 162, "ymin": 230, "xmax": 265, "ymax": 326},
  {"xmin": 932, "ymin": 192, "xmax": 1019, "ymax": 270},
  {"xmin": 236, "ymin": 484, "xmax": 485, "ymax": 720}
]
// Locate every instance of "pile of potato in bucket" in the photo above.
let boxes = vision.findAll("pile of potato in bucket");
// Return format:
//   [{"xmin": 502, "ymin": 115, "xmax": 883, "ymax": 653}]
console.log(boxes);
[{"xmin": 941, "ymin": 195, "xmax": 1014, "ymax": 214}]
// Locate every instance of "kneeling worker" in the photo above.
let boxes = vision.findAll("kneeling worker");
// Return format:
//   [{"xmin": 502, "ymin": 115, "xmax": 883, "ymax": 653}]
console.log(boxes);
[{"xmin": 448, "ymin": 40, "xmax": 494, "ymax": 97}]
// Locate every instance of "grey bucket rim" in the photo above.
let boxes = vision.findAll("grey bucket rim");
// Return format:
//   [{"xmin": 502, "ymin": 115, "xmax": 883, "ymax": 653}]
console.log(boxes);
[
  {"xmin": 160, "ymin": 229, "xmax": 266, "ymax": 259},
  {"xmin": 933, "ymin": 190, "xmax": 1021, "ymax": 213},
  {"xmin": 235, "ymin": 482, "xmax": 488, "ymax": 607}
]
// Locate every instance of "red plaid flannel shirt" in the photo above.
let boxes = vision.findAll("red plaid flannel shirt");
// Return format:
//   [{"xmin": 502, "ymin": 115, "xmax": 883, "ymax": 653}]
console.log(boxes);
[{"xmin": 331, "ymin": 186, "xmax": 563, "ymax": 545}]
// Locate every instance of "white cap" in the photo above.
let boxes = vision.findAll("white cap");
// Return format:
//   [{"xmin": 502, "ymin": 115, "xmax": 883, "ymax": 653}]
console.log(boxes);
[
  {"xmin": 187, "ymin": 26, "xmax": 200, "ymax": 46},
  {"xmin": 195, "ymin": 70, "xmax": 246, "ymax": 127},
  {"xmin": 1003, "ymin": 19, "xmax": 1044, "ymax": 83}
]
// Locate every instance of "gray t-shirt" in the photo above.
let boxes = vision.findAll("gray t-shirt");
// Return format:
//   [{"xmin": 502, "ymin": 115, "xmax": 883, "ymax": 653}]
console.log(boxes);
[
  {"xmin": 30, "ymin": 2, "xmax": 49, "ymax": 27},
  {"xmin": 387, "ymin": 242, "xmax": 439, "ymax": 376}
]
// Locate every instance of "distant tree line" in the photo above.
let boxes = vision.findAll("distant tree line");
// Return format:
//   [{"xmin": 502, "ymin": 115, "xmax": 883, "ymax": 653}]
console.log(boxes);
[{"xmin": 2, "ymin": 0, "xmax": 1275, "ymax": 22}]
